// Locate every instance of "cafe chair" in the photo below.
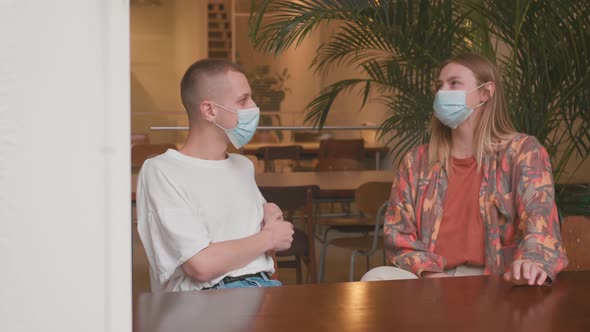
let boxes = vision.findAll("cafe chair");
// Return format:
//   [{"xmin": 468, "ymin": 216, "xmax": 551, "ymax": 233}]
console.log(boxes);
[
  {"xmin": 561, "ymin": 216, "xmax": 590, "ymax": 271},
  {"xmin": 318, "ymin": 138, "xmax": 365, "ymax": 162},
  {"xmin": 340, "ymin": 201, "xmax": 388, "ymax": 281},
  {"xmin": 315, "ymin": 158, "xmax": 364, "ymax": 172},
  {"xmin": 259, "ymin": 185, "xmax": 320, "ymax": 284},
  {"xmin": 317, "ymin": 182, "xmax": 392, "ymax": 282},
  {"xmin": 131, "ymin": 143, "xmax": 176, "ymax": 171},
  {"xmin": 314, "ymin": 158, "xmax": 365, "ymax": 215},
  {"xmin": 255, "ymin": 145, "xmax": 303, "ymax": 172}
]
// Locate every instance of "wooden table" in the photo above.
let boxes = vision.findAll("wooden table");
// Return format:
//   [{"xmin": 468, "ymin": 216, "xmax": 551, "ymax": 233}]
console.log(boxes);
[
  {"xmin": 256, "ymin": 170, "xmax": 393, "ymax": 199},
  {"xmin": 242, "ymin": 142, "xmax": 389, "ymax": 170},
  {"xmin": 133, "ymin": 271, "xmax": 590, "ymax": 332}
]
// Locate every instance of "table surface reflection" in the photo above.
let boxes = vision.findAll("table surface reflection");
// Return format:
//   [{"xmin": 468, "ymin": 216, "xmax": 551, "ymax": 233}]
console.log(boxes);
[{"xmin": 133, "ymin": 271, "xmax": 590, "ymax": 332}]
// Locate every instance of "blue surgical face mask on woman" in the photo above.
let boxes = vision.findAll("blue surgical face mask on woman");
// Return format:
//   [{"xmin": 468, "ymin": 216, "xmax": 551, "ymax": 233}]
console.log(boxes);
[
  {"xmin": 211, "ymin": 102, "xmax": 260, "ymax": 149},
  {"xmin": 433, "ymin": 82, "xmax": 489, "ymax": 129}
]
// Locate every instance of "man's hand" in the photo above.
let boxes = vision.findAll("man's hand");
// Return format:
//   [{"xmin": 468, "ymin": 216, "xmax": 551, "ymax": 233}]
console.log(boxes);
[
  {"xmin": 503, "ymin": 259, "xmax": 548, "ymax": 286},
  {"xmin": 262, "ymin": 203, "xmax": 294, "ymax": 252},
  {"xmin": 263, "ymin": 203, "xmax": 284, "ymax": 224}
]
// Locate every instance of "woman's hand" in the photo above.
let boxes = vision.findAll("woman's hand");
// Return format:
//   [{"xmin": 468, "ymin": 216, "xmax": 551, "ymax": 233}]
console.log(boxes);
[
  {"xmin": 421, "ymin": 272, "xmax": 451, "ymax": 278},
  {"xmin": 503, "ymin": 259, "xmax": 548, "ymax": 286}
]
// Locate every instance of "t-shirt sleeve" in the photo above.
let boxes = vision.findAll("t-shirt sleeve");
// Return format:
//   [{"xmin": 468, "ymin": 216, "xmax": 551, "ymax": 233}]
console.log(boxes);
[{"xmin": 137, "ymin": 161, "xmax": 211, "ymax": 284}]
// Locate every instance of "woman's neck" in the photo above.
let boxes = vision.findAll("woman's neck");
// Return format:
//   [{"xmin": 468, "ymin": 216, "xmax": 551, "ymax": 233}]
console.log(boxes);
[{"xmin": 451, "ymin": 118, "xmax": 477, "ymax": 158}]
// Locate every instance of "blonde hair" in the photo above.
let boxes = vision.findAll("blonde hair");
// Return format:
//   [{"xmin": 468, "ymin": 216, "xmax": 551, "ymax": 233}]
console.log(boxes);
[{"xmin": 429, "ymin": 54, "xmax": 516, "ymax": 171}]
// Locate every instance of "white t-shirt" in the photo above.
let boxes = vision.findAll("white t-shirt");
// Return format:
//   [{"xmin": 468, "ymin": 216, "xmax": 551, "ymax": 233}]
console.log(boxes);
[{"xmin": 136, "ymin": 149, "xmax": 273, "ymax": 292}]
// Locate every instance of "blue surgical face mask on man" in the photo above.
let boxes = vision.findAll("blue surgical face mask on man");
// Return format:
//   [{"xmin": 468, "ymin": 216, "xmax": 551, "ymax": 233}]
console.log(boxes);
[
  {"xmin": 433, "ymin": 82, "xmax": 489, "ymax": 129},
  {"xmin": 211, "ymin": 102, "xmax": 260, "ymax": 149}
]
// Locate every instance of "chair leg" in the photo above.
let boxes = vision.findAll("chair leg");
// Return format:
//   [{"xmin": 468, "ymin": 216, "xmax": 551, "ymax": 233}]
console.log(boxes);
[
  {"xmin": 349, "ymin": 250, "xmax": 359, "ymax": 282},
  {"xmin": 366, "ymin": 255, "xmax": 370, "ymax": 272},
  {"xmin": 317, "ymin": 226, "xmax": 334, "ymax": 283},
  {"xmin": 320, "ymin": 226, "xmax": 332, "ymax": 243},
  {"xmin": 318, "ymin": 237, "xmax": 333, "ymax": 283},
  {"xmin": 295, "ymin": 256, "xmax": 302, "ymax": 284}
]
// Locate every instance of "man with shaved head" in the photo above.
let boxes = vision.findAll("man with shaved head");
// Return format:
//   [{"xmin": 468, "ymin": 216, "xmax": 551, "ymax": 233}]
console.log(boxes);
[{"xmin": 136, "ymin": 59, "xmax": 294, "ymax": 292}]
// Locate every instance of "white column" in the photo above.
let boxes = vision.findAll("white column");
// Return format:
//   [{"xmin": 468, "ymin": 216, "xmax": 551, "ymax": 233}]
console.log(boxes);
[{"xmin": 0, "ymin": 1, "xmax": 131, "ymax": 331}]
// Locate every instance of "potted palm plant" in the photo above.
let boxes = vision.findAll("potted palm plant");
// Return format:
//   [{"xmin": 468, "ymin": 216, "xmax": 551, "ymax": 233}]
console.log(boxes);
[
  {"xmin": 245, "ymin": 65, "xmax": 291, "ymax": 142},
  {"xmin": 249, "ymin": 0, "xmax": 590, "ymax": 217},
  {"xmin": 248, "ymin": 65, "xmax": 291, "ymax": 112}
]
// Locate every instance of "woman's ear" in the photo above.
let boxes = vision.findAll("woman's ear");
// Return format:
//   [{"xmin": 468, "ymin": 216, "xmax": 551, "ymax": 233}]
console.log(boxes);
[{"xmin": 481, "ymin": 82, "xmax": 495, "ymax": 103}]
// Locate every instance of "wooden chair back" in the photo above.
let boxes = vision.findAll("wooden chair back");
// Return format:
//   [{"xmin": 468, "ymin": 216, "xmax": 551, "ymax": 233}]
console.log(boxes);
[
  {"xmin": 318, "ymin": 138, "xmax": 365, "ymax": 161},
  {"xmin": 315, "ymin": 158, "xmax": 364, "ymax": 172},
  {"xmin": 316, "ymin": 182, "xmax": 391, "ymax": 282},
  {"xmin": 355, "ymin": 182, "xmax": 392, "ymax": 218},
  {"xmin": 255, "ymin": 145, "xmax": 302, "ymax": 172},
  {"xmin": 259, "ymin": 185, "xmax": 320, "ymax": 283}
]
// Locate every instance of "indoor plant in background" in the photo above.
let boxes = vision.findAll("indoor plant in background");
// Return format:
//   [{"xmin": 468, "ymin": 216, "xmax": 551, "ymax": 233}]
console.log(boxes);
[
  {"xmin": 246, "ymin": 65, "xmax": 291, "ymax": 142},
  {"xmin": 248, "ymin": 65, "xmax": 291, "ymax": 112},
  {"xmin": 249, "ymin": 0, "xmax": 590, "ymax": 218}
]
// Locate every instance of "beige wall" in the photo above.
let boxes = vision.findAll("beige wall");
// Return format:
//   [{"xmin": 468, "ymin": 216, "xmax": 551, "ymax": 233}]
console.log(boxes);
[
  {"xmin": 316, "ymin": 22, "xmax": 390, "ymax": 142},
  {"xmin": 233, "ymin": 13, "xmax": 323, "ymax": 143},
  {"xmin": 131, "ymin": 1, "xmax": 389, "ymax": 146},
  {"xmin": 129, "ymin": 1, "xmax": 588, "ymax": 181},
  {"xmin": 560, "ymin": 154, "xmax": 590, "ymax": 184},
  {"xmin": 131, "ymin": 0, "xmax": 207, "ymax": 144}
]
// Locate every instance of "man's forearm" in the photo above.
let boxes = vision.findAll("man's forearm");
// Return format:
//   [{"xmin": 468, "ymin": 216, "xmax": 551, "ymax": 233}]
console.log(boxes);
[{"xmin": 181, "ymin": 231, "xmax": 271, "ymax": 282}]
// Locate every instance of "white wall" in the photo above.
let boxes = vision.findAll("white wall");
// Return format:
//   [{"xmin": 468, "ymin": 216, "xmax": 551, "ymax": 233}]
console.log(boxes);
[{"xmin": 0, "ymin": 1, "xmax": 131, "ymax": 331}]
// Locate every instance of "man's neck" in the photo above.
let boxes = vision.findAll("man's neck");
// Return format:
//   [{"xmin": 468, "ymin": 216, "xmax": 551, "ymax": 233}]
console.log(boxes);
[{"xmin": 178, "ymin": 125, "xmax": 228, "ymax": 160}]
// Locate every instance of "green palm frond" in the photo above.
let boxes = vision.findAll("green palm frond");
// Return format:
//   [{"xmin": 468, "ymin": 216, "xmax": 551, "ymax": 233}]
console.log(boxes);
[
  {"xmin": 462, "ymin": 0, "xmax": 590, "ymax": 181},
  {"xmin": 312, "ymin": 22, "xmax": 395, "ymax": 77},
  {"xmin": 304, "ymin": 78, "xmax": 374, "ymax": 128},
  {"xmin": 250, "ymin": 0, "xmax": 590, "ymax": 183},
  {"xmin": 251, "ymin": 0, "xmax": 474, "ymax": 164},
  {"xmin": 249, "ymin": 0, "xmax": 376, "ymax": 55}
]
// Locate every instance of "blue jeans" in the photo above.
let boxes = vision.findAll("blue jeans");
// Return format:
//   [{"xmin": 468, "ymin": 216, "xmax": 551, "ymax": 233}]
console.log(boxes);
[{"xmin": 207, "ymin": 272, "xmax": 282, "ymax": 290}]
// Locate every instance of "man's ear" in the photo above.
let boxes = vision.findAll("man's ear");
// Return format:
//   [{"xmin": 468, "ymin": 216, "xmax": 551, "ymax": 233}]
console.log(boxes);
[
  {"xmin": 200, "ymin": 101, "xmax": 215, "ymax": 122},
  {"xmin": 481, "ymin": 82, "xmax": 495, "ymax": 103}
]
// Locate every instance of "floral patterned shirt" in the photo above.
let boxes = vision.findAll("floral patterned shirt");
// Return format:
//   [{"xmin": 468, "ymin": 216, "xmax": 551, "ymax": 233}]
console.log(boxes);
[{"xmin": 385, "ymin": 134, "xmax": 568, "ymax": 280}]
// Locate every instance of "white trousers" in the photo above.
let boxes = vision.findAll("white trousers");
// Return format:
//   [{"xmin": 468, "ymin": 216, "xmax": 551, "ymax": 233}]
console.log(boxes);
[{"xmin": 361, "ymin": 265, "xmax": 485, "ymax": 281}]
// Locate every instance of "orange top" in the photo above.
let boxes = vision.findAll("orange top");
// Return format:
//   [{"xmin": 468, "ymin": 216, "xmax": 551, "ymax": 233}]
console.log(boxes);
[{"xmin": 434, "ymin": 156, "xmax": 485, "ymax": 268}]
